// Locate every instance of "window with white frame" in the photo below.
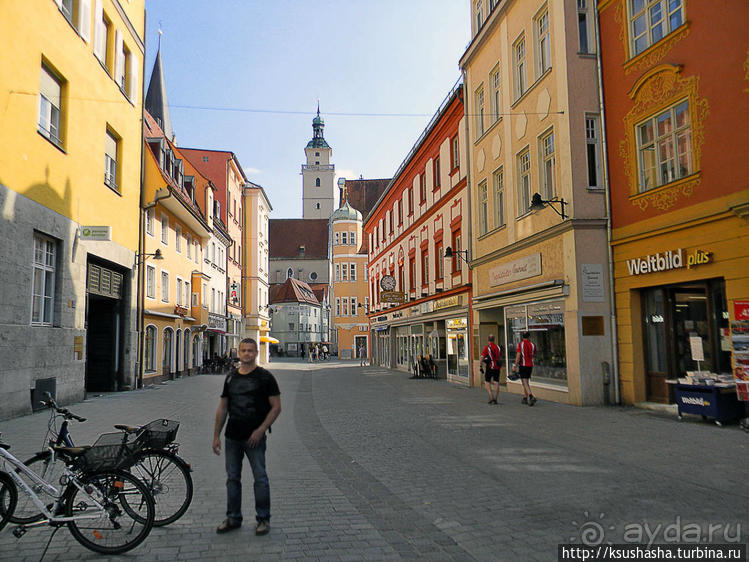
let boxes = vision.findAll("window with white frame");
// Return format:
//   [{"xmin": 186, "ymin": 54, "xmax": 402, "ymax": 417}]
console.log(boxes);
[
  {"xmin": 475, "ymin": 0, "xmax": 484, "ymax": 31},
  {"xmin": 342, "ymin": 263, "xmax": 348, "ymax": 281},
  {"xmin": 161, "ymin": 214, "xmax": 168, "ymax": 244},
  {"xmin": 364, "ymin": 296, "xmax": 369, "ymax": 312},
  {"xmin": 535, "ymin": 7, "xmax": 551, "ymax": 76},
  {"xmin": 364, "ymin": 268, "xmax": 368, "ymax": 281},
  {"xmin": 211, "ymin": 288, "xmax": 216, "ymax": 312},
  {"xmin": 478, "ymin": 180, "xmax": 489, "ymax": 236},
  {"xmin": 629, "ymin": 0, "xmax": 684, "ymax": 57},
  {"xmin": 94, "ymin": 4, "xmax": 110, "ymax": 68},
  {"xmin": 161, "ymin": 271, "xmax": 169, "ymax": 302},
  {"xmin": 351, "ymin": 296, "xmax": 358, "ymax": 315},
  {"xmin": 39, "ymin": 64, "xmax": 63, "ymax": 146},
  {"xmin": 335, "ymin": 298, "xmax": 341, "ymax": 316},
  {"xmin": 342, "ymin": 231, "xmax": 348, "ymax": 245},
  {"xmin": 517, "ymin": 149, "xmax": 531, "ymax": 214},
  {"xmin": 578, "ymin": 0, "xmax": 592, "ymax": 53},
  {"xmin": 145, "ymin": 208, "xmax": 154, "ymax": 236},
  {"xmin": 60, "ymin": 0, "xmax": 91, "ymax": 38},
  {"xmin": 490, "ymin": 65, "xmax": 501, "ymax": 123},
  {"xmin": 145, "ymin": 325, "xmax": 156, "ymax": 371},
  {"xmin": 114, "ymin": 32, "xmax": 138, "ymax": 100},
  {"xmin": 185, "ymin": 281, "xmax": 190, "ymax": 308},
  {"xmin": 493, "ymin": 167, "xmax": 505, "ymax": 228},
  {"xmin": 186, "ymin": 234, "xmax": 192, "ymax": 259},
  {"xmin": 334, "ymin": 231, "xmax": 339, "ymax": 245},
  {"xmin": 175, "ymin": 225, "xmax": 182, "ymax": 253},
  {"xmin": 452, "ymin": 136, "xmax": 460, "ymax": 169},
  {"xmin": 104, "ymin": 127, "xmax": 119, "ymax": 191},
  {"xmin": 176, "ymin": 278, "xmax": 183, "ymax": 306},
  {"xmin": 350, "ymin": 263, "xmax": 357, "ymax": 281},
  {"xmin": 637, "ymin": 100, "xmax": 692, "ymax": 192},
  {"xmin": 31, "ymin": 233, "xmax": 56, "ymax": 325},
  {"xmin": 342, "ymin": 297, "xmax": 349, "ymax": 317},
  {"xmin": 585, "ymin": 115, "xmax": 602, "ymax": 189},
  {"xmin": 194, "ymin": 240, "xmax": 199, "ymax": 263},
  {"xmin": 335, "ymin": 263, "xmax": 340, "ymax": 281},
  {"xmin": 513, "ymin": 36, "xmax": 527, "ymax": 100},
  {"xmin": 146, "ymin": 265, "xmax": 155, "ymax": 299},
  {"xmin": 475, "ymin": 85, "xmax": 485, "ymax": 138},
  {"xmin": 540, "ymin": 129, "xmax": 556, "ymax": 199},
  {"xmin": 350, "ymin": 231, "xmax": 356, "ymax": 246}
]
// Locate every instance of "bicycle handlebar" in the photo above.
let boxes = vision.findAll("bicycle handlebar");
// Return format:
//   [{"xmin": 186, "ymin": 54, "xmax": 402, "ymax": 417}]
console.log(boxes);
[{"xmin": 41, "ymin": 392, "xmax": 87, "ymax": 422}]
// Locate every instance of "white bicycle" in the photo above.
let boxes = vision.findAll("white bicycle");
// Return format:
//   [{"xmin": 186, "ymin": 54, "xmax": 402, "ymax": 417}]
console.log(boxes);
[{"xmin": 0, "ymin": 432, "xmax": 155, "ymax": 557}]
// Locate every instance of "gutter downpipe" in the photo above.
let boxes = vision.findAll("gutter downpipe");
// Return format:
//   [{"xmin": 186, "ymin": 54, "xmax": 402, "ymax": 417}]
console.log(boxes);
[
  {"xmin": 461, "ymin": 70, "xmax": 475, "ymax": 387},
  {"xmin": 595, "ymin": 8, "xmax": 621, "ymax": 405},
  {"xmin": 135, "ymin": 17, "xmax": 147, "ymax": 391}
]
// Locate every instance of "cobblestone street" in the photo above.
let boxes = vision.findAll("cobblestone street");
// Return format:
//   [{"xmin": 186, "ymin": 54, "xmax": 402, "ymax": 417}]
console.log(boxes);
[{"xmin": 1, "ymin": 360, "xmax": 747, "ymax": 561}]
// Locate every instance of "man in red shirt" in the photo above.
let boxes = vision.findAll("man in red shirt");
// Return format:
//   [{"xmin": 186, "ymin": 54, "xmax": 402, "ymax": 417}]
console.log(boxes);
[
  {"xmin": 481, "ymin": 334, "xmax": 503, "ymax": 405},
  {"xmin": 513, "ymin": 331, "xmax": 537, "ymax": 406}
]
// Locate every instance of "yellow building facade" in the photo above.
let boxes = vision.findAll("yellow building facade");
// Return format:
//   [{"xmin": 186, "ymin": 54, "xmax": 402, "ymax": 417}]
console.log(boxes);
[
  {"xmin": 332, "ymin": 203, "xmax": 370, "ymax": 359},
  {"xmin": 141, "ymin": 115, "xmax": 211, "ymax": 384},
  {"xmin": 0, "ymin": 0, "xmax": 145, "ymax": 417},
  {"xmin": 460, "ymin": 0, "xmax": 613, "ymax": 405}
]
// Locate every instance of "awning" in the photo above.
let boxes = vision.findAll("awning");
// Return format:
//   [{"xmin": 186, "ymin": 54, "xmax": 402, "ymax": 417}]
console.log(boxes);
[{"xmin": 260, "ymin": 336, "xmax": 280, "ymax": 344}]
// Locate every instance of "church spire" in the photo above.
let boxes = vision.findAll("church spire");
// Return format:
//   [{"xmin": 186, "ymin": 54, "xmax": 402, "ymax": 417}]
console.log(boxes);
[
  {"xmin": 306, "ymin": 103, "xmax": 330, "ymax": 149},
  {"xmin": 145, "ymin": 32, "xmax": 173, "ymax": 140}
]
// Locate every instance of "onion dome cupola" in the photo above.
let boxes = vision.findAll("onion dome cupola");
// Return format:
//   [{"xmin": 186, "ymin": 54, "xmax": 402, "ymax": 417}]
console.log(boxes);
[
  {"xmin": 331, "ymin": 201, "xmax": 362, "ymax": 222},
  {"xmin": 306, "ymin": 103, "xmax": 330, "ymax": 149}
]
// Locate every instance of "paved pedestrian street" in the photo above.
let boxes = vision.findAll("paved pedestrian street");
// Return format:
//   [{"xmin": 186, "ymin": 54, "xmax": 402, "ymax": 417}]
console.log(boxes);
[{"xmin": 1, "ymin": 361, "xmax": 747, "ymax": 561}]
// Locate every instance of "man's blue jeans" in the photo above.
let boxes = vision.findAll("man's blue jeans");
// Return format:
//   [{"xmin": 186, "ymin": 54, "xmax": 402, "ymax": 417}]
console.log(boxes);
[{"xmin": 225, "ymin": 436, "xmax": 270, "ymax": 523}]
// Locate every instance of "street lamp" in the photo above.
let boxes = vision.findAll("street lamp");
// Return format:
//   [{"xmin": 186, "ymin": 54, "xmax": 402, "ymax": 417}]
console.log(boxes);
[
  {"xmin": 444, "ymin": 246, "xmax": 472, "ymax": 270},
  {"xmin": 135, "ymin": 248, "xmax": 164, "ymax": 266},
  {"xmin": 529, "ymin": 192, "xmax": 568, "ymax": 220}
]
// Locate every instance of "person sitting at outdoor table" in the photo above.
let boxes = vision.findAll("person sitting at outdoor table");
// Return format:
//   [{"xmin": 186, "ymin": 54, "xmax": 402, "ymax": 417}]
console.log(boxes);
[
  {"xmin": 419, "ymin": 355, "xmax": 430, "ymax": 378},
  {"xmin": 425, "ymin": 354, "xmax": 436, "ymax": 378}
]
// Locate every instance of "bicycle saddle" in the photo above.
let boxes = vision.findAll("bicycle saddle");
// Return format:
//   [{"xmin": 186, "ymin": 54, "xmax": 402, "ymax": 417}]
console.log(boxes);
[
  {"xmin": 113, "ymin": 424, "xmax": 140, "ymax": 434},
  {"xmin": 52, "ymin": 445, "xmax": 89, "ymax": 456}
]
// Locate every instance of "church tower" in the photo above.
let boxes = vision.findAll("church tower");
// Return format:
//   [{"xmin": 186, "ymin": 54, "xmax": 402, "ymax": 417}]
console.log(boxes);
[{"xmin": 302, "ymin": 105, "xmax": 335, "ymax": 218}]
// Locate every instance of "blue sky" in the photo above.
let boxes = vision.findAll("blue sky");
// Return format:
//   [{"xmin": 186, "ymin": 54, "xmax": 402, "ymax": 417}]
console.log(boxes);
[{"xmin": 144, "ymin": 0, "xmax": 470, "ymax": 218}]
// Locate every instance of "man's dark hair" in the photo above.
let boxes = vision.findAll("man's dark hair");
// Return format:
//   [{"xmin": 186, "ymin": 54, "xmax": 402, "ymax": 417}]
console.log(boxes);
[
  {"xmin": 239, "ymin": 338, "xmax": 258, "ymax": 350},
  {"xmin": 522, "ymin": 331, "xmax": 531, "ymax": 339},
  {"xmin": 488, "ymin": 334, "xmax": 495, "ymax": 342}
]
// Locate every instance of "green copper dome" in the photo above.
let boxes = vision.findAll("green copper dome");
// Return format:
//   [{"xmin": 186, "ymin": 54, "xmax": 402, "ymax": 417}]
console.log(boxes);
[{"xmin": 331, "ymin": 201, "xmax": 362, "ymax": 222}]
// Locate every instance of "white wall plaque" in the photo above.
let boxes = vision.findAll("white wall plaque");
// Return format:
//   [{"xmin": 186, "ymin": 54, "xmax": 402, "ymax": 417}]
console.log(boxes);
[
  {"xmin": 489, "ymin": 253, "xmax": 541, "ymax": 287},
  {"xmin": 581, "ymin": 264, "xmax": 605, "ymax": 303}
]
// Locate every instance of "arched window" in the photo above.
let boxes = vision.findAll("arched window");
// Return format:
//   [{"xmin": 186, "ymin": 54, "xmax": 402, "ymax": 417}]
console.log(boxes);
[
  {"xmin": 163, "ymin": 328, "xmax": 174, "ymax": 375},
  {"xmin": 315, "ymin": 178, "xmax": 320, "ymax": 187},
  {"xmin": 287, "ymin": 267, "xmax": 294, "ymax": 279},
  {"xmin": 145, "ymin": 325, "xmax": 157, "ymax": 372}
]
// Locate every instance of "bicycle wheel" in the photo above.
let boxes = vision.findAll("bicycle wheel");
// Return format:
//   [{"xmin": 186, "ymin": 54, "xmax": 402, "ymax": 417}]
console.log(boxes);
[
  {"xmin": 0, "ymin": 471, "xmax": 18, "ymax": 532},
  {"xmin": 125, "ymin": 449, "xmax": 192, "ymax": 526},
  {"xmin": 64, "ymin": 469, "xmax": 154, "ymax": 555},
  {"xmin": 7, "ymin": 451, "xmax": 64, "ymax": 524}
]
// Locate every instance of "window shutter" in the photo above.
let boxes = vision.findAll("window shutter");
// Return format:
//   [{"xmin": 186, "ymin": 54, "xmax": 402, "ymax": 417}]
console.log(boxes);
[
  {"xmin": 114, "ymin": 29, "xmax": 123, "ymax": 85},
  {"xmin": 40, "ymin": 67, "xmax": 61, "ymax": 108},
  {"xmin": 93, "ymin": 0, "xmax": 104, "ymax": 61},
  {"xmin": 78, "ymin": 0, "xmax": 91, "ymax": 42},
  {"xmin": 128, "ymin": 53, "xmax": 139, "ymax": 101}
]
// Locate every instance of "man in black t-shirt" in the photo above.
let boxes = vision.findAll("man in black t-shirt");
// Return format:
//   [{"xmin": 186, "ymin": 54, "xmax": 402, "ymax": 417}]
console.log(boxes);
[{"xmin": 212, "ymin": 338, "xmax": 281, "ymax": 536}]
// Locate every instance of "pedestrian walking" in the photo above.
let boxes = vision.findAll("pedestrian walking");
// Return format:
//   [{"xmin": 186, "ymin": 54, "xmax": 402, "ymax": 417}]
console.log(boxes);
[
  {"xmin": 212, "ymin": 338, "xmax": 282, "ymax": 536},
  {"xmin": 322, "ymin": 344, "xmax": 329, "ymax": 360},
  {"xmin": 513, "ymin": 331, "xmax": 537, "ymax": 406},
  {"xmin": 358, "ymin": 344, "xmax": 367, "ymax": 367},
  {"xmin": 481, "ymin": 334, "xmax": 503, "ymax": 404}
]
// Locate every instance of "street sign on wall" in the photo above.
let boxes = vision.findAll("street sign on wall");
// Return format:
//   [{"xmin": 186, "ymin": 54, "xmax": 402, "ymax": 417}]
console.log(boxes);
[{"xmin": 380, "ymin": 291, "xmax": 407, "ymax": 304}]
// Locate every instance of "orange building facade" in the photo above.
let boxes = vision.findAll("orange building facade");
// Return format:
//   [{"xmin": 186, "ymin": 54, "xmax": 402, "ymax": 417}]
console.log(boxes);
[
  {"xmin": 365, "ymin": 84, "xmax": 472, "ymax": 384},
  {"xmin": 598, "ymin": 0, "xmax": 749, "ymax": 404}
]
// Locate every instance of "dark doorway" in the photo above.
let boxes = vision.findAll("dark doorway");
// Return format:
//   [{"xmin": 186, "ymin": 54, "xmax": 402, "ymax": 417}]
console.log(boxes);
[{"xmin": 85, "ymin": 295, "xmax": 120, "ymax": 392}]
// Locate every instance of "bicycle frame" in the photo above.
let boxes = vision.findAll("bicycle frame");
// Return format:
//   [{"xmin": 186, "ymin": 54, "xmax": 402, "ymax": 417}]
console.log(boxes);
[{"xmin": 0, "ymin": 446, "xmax": 103, "ymax": 524}]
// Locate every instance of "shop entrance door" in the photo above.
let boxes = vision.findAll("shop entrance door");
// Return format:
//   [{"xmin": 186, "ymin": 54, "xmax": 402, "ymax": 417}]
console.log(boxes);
[{"xmin": 643, "ymin": 282, "xmax": 727, "ymax": 403}]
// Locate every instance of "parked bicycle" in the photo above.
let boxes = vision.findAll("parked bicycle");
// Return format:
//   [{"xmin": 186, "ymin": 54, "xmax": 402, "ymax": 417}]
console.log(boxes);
[
  {"xmin": 5, "ymin": 395, "xmax": 192, "ymax": 527},
  {"xmin": 0, "ymin": 432, "xmax": 155, "ymax": 557}
]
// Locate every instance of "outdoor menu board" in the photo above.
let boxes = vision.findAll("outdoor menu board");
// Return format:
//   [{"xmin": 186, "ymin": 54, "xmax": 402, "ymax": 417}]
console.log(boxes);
[{"xmin": 731, "ymin": 300, "xmax": 749, "ymax": 401}]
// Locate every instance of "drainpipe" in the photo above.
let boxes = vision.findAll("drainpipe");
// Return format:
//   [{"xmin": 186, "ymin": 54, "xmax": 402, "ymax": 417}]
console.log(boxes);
[
  {"xmin": 595, "ymin": 9, "xmax": 621, "ymax": 405},
  {"xmin": 461, "ymin": 72, "xmax": 475, "ymax": 386}
]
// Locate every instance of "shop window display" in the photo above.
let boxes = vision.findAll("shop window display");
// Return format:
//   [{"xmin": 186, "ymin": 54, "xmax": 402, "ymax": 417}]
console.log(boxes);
[{"xmin": 505, "ymin": 301, "xmax": 567, "ymax": 386}]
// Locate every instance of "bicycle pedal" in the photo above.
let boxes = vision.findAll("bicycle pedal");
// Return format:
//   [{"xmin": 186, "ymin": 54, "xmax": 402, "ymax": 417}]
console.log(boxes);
[{"xmin": 12, "ymin": 526, "xmax": 27, "ymax": 539}]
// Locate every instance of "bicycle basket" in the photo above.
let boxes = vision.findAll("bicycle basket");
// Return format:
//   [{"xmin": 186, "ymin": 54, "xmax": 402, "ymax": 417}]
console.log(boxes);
[
  {"xmin": 137, "ymin": 419, "xmax": 180, "ymax": 450},
  {"xmin": 75, "ymin": 432, "xmax": 141, "ymax": 472}
]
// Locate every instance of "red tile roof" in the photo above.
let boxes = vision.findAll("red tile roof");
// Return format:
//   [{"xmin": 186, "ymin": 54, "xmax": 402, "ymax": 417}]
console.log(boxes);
[
  {"xmin": 340, "ymin": 178, "xmax": 391, "ymax": 220},
  {"xmin": 269, "ymin": 277, "xmax": 320, "ymax": 305},
  {"xmin": 269, "ymin": 219, "xmax": 329, "ymax": 259}
]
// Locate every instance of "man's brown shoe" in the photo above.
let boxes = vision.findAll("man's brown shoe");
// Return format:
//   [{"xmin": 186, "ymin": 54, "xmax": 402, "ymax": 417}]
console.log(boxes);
[
  {"xmin": 216, "ymin": 519, "xmax": 241, "ymax": 534},
  {"xmin": 256, "ymin": 519, "xmax": 270, "ymax": 535}
]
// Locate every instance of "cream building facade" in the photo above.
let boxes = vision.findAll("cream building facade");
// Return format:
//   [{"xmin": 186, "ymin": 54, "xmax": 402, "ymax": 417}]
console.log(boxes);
[{"xmin": 460, "ymin": 0, "xmax": 613, "ymax": 404}]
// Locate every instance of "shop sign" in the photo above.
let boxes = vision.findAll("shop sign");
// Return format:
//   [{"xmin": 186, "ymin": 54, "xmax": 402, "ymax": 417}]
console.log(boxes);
[
  {"xmin": 625, "ymin": 248, "xmax": 712, "ymax": 276},
  {"xmin": 446, "ymin": 318, "xmax": 467, "ymax": 329},
  {"xmin": 392, "ymin": 312, "xmax": 403, "ymax": 318},
  {"xmin": 420, "ymin": 301, "xmax": 434, "ymax": 314},
  {"xmin": 489, "ymin": 253, "xmax": 541, "ymax": 287},
  {"xmin": 79, "ymin": 226, "xmax": 111, "ymax": 241},
  {"xmin": 381, "ymin": 291, "xmax": 407, "ymax": 303},
  {"xmin": 734, "ymin": 301, "xmax": 749, "ymax": 322},
  {"xmin": 376, "ymin": 315, "xmax": 387, "ymax": 322},
  {"xmin": 434, "ymin": 295, "xmax": 460, "ymax": 310}
]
